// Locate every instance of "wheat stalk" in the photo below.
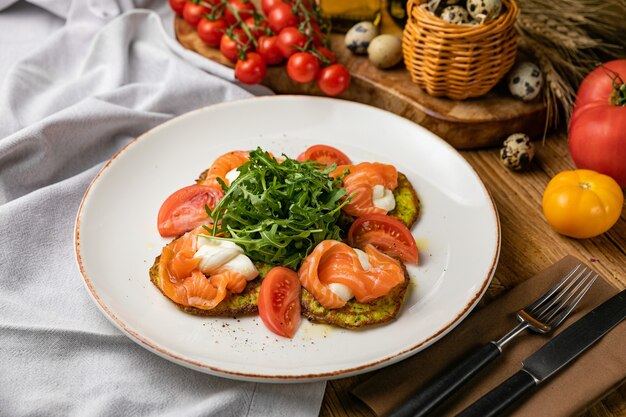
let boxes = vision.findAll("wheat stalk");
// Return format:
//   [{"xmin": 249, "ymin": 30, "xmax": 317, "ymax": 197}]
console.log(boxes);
[
  {"xmin": 515, "ymin": 0, "xmax": 626, "ymax": 129},
  {"xmin": 517, "ymin": 15, "xmax": 598, "ymax": 50}
]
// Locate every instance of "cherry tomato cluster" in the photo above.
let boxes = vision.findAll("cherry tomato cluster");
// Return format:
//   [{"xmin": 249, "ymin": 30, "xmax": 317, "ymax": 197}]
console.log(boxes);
[{"xmin": 170, "ymin": 0, "xmax": 351, "ymax": 95}]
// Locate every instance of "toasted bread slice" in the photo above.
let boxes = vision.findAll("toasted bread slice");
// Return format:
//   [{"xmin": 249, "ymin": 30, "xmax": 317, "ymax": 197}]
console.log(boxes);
[
  {"xmin": 149, "ymin": 255, "xmax": 272, "ymax": 317},
  {"xmin": 300, "ymin": 264, "xmax": 411, "ymax": 328}
]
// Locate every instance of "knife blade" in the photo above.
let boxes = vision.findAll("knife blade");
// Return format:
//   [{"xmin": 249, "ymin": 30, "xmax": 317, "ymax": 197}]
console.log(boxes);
[{"xmin": 456, "ymin": 289, "xmax": 626, "ymax": 417}]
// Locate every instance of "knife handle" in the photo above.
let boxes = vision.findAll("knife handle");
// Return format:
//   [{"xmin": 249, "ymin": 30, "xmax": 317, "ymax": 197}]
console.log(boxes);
[
  {"xmin": 388, "ymin": 343, "xmax": 501, "ymax": 417},
  {"xmin": 455, "ymin": 370, "xmax": 537, "ymax": 417}
]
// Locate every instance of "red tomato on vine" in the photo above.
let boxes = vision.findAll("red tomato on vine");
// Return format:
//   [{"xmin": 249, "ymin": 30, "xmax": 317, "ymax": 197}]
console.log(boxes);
[
  {"xmin": 182, "ymin": 2, "xmax": 208, "ymax": 27},
  {"xmin": 224, "ymin": 0, "xmax": 256, "ymax": 25},
  {"xmin": 267, "ymin": 3, "xmax": 298, "ymax": 33},
  {"xmin": 317, "ymin": 64, "xmax": 351, "ymax": 96},
  {"xmin": 197, "ymin": 18, "xmax": 228, "ymax": 47},
  {"xmin": 257, "ymin": 35, "xmax": 284, "ymax": 65},
  {"xmin": 169, "ymin": 0, "xmax": 186, "ymax": 15},
  {"xmin": 287, "ymin": 52, "xmax": 320, "ymax": 83},
  {"xmin": 276, "ymin": 27, "xmax": 307, "ymax": 58},
  {"xmin": 235, "ymin": 52, "xmax": 267, "ymax": 85},
  {"xmin": 261, "ymin": 0, "xmax": 285, "ymax": 15},
  {"xmin": 220, "ymin": 29, "xmax": 252, "ymax": 62}
]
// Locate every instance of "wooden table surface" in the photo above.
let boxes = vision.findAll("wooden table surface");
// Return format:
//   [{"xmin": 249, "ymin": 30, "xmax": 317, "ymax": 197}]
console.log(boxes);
[
  {"xmin": 319, "ymin": 131, "xmax": 626, "ymax": 417},
  {"xmin": 171, "ymin": 6, "xmax": 625, "ymax": 414}
]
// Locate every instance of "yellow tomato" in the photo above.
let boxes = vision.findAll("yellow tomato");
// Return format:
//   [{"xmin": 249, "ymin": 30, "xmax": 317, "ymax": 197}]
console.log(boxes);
[{"xmin": 542, "ymin": 169, "xmax": 624, "ymax": 239}]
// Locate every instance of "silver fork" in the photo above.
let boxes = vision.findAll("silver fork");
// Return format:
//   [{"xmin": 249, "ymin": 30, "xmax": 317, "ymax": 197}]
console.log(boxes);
[{"xmin": 389, "ymin": 264, "xmax": 598, "ymax": 417}]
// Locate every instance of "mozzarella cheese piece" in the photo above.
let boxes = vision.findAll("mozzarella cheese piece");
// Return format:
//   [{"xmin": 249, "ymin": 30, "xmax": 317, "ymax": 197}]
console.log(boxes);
[
  {"xmin": 194, "ymin": 237, "xmax": 257, "ymax": 280},
  {"xmin": 327, "ymin": 248, "xmax": 372, "ymax": 302},
  {"xmin": 353, "ymin": 248, "xmax": 371, "ymax": 271},
  {"xmin": 219, "ymin": 254, "xmax": 259, "ymax": 281},
  {"xmin": 225, "ymin": 168, "xmax": 240, "ymax": 184},
  {"xmin": 328, "ymin": 283, "xmax": 354, "ymax": 302},
  {"xmin": 372, "ymin": 184, "xmax": 396, "ymax": 211}
]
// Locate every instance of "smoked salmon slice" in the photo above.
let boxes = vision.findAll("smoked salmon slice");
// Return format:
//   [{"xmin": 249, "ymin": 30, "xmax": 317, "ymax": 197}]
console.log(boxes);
[
  {"xmin": 157, "ymin": 228, "xmax": 249, "ymax": 310},
  {"xmin": 203, "ymin": 151, "xmax": 249, "ymax": 189},
  {"xmin": 331, "ymin": 162, "xmax": 398, "ymax": 217},
  {"xmin": 298, "ymin": 240, "xmax": 405, "ymax": 310}
]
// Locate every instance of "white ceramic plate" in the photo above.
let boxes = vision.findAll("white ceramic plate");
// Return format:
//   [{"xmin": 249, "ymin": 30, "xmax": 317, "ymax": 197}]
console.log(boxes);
[{"xmin": 75, "ymin": 96, "xmax": 500, "ymax": 382}]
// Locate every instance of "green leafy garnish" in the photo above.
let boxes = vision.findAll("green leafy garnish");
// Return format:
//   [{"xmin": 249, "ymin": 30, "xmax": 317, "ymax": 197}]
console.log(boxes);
[{"xmin": 204, "ymin": 148, "xmax": 350, "ymax": 269}]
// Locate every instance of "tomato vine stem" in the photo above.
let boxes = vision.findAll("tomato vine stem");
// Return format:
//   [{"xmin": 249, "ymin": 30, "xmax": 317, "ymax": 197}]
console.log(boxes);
[{"xmin": 601, "ymin": 65, "xmax": 626, "ymax": 106}]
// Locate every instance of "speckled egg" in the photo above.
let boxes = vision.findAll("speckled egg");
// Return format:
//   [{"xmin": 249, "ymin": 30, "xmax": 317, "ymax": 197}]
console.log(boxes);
[
  {"xmin": 500, "ymin": 133, "xmax": 535, "ymax": 170},
  {"xmin": 508, "ymin": 61, "xmax": 543, "ymax": 101},
  {"xmin": 345, "ymin": 21, "xmax": 379, "ymax": 55},
  {"xmin": 466, "ymin": 0, "xmax": 501, "ymax": 22},
  {"xmin": 440, "ymin": 5, "xmax": 470, "ymax": 24},
  {"xmin": 368, "ymin": 34, "xmax": 403, "ymax": 69}
]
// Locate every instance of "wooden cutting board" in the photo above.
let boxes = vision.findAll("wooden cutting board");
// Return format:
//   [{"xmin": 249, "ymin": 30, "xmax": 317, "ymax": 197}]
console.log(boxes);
[{"xmin": 175, "ymin": 16, "xmax": 547, "ymax": 149}]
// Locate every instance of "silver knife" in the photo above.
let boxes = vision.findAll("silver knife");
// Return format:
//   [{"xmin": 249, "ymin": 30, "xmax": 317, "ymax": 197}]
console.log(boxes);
[{"xmin": 456, "ymin": 289, "xmax": 626, "ymax": 417}]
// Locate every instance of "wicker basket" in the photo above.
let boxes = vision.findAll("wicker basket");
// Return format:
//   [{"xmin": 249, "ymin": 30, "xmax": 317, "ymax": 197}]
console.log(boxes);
[{"xmin": 402, "ymin": 0, "xmax": 518, "ymax": 100}]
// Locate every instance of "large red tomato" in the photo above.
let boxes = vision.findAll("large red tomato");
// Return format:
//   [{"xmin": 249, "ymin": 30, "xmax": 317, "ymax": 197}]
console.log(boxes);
[{"xmin": 569, "ymin": 60, "xmax": 626, "ymax": 187}]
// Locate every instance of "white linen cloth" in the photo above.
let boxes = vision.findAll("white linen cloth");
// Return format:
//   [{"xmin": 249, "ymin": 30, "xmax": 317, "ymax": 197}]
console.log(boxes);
[{"xmin": 0, "ymin": 1, "xmax": 326, "ymax": 415}]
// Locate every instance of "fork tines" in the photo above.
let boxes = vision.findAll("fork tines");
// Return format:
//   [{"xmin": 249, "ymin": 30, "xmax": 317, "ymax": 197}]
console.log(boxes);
[{"xmin": 525, "ymin": 264, "xmax": 598, "ymax": 328}]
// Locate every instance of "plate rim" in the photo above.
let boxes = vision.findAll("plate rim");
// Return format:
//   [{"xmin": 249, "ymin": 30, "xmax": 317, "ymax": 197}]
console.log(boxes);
[{"xmin": 74, "ymin": 95, "xmax": 500, "ymax": 381}]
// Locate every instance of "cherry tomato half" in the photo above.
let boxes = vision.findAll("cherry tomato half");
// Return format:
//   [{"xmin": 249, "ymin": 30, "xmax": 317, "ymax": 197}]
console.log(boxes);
[
  {"xmin": 157, "ymin": 184, "xmax": 224, "ymax": 238},
  {"xmin": 277, "ymin": 27, "xmax": 306, "ymax": 58},
  {"xmin": 267, "ymin": 3, "xmax": 298, "ymax": 33},
  {"xmin": 296, "ymin": 144, "xmax": 351, "ymax": 166},
  {"xmin": 182, "ymin": 2, "xmax": 208, "ymax": 27},
  {"xmin": 169, "ymin": 0, "xmax": 186, "ymax": 15},
  {"xmin": 235, "ymin": 52, "xmax": 267, "ymax": 85},
  {"xmin": 197, "ymin": 18, "xmax": 228, "ymax": 47},
  {"xmin": 317, "ymin": 64, "xmax": 351, "ymax": 96},
  {"xmin": 256, "ymin": 35, "xmax": 284, "ymax": 65},
  {"xmin": 287, "ymin": 52, "xmax": 320, "ymax": 83},
  {"xmin": 258, "ymin": 266, "xmax": 302, "ymax": 338},
  {"xmin": 348, "ymin": 214, "xmax": 419, "ymax": 264}
]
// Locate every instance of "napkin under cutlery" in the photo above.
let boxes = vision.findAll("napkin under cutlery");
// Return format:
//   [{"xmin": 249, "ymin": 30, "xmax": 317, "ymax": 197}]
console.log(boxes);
[{"xmin": 352, "ymin": 256, "xmax": 626, "ymax": 417}]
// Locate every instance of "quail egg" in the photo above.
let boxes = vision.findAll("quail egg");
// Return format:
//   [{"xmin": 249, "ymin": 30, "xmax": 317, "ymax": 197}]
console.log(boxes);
[
  {"xmin": 466, "ymin": 0, "xmax": 502, "ymax": 22},
  {"xmin": 508, "ymin": 61, "xmax": 543, "ymax": 101},
  {"xmin": 440, "ymin": 5, "xmax": 470, "ymax": 24},
  {"xmin": 345, "ymin": 21, "xmax": 379, "ymax": 55},
  {"xmin": 500, "ymin": 133, "xmax": 535, "ymax": 170},
  {"xmin": 368, "ymin": 34, "xmax": 403, "ymax": 69}
]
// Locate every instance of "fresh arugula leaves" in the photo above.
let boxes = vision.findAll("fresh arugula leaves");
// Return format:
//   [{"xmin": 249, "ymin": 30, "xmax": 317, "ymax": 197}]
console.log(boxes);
[{"xmin": 205, "ymin": 148, "xmax": 349, "ymax": 269}]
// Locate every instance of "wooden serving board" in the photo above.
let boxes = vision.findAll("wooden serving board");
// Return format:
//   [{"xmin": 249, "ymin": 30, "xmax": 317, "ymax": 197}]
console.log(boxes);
[{"xmin": 175, "ymin": 16, "xmax": 547, "ymax": 149}]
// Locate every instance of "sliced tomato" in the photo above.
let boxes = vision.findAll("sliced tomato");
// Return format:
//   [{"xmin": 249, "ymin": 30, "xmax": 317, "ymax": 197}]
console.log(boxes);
[
  {"xmin": 258, "ymin": 266, "xmax": 301, "ymax": 338},
  {"xmin": 348, "ymin": 214, "xmax": 418, "ymax": 264},
  {"xmin": 157, "ymin": 184, "xmax": 224, "ymax": 238},
  {"xmin": 296, "ymin": 144, "xmax": 351, "ymax": 166}
]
